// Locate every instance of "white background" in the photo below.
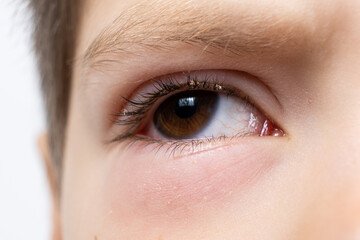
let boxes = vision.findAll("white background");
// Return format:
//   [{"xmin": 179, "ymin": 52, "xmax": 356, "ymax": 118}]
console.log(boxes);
[{"xmin": 0, "ymin": 0, "xmax": 50, "ymax": 239}]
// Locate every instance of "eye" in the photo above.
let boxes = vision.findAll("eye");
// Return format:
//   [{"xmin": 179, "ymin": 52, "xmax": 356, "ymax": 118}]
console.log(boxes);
[
  {"xmin": 142, "ymin": 89, "xmax": 282, "ymax": 140},
  {"xmin": 152, "ymin": 90, "xmax": 219, "ymax": 139},
  {"xmin": 113, "ymin": 72, "xmax": 285, "ymax": 143}
]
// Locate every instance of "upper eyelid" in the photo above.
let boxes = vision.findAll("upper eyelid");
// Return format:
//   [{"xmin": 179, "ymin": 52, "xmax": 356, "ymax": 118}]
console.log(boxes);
[
  {"xmin": 111, "ymin": 71, "xmax": 282, "ymax": 143},
  {"xmin": 114, "ymin": 76, "xmax": 237, "ymax": 126},
  {"xmin": 110, "ymin": 76, "xmax": 238, "ymax": 143},
  {"xmin": 116, "ymin": 70, "xmax": 283, "ymax": 118}
]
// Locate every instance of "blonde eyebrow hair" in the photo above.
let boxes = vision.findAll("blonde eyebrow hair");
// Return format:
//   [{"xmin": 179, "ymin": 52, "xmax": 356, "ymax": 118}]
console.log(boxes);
[{"xmin": 83, "ymin": 0, "xmax": 315, "ymax": 69}]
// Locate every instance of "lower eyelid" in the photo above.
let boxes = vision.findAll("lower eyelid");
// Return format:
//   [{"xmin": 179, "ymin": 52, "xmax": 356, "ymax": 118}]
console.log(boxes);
[{"xmin": 104, "ymin": 137, "xmax": 284, "ymax": 219}]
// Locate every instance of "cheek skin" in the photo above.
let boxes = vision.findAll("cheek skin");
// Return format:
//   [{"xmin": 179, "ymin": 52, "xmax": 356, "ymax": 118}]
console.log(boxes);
[{"xmin": 103, "ymin": 139, "xmax": 281, "ymax": 222}]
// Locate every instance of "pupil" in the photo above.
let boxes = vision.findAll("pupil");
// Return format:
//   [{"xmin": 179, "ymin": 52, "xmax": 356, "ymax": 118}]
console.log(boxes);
[
  {"xmin": 153, "ymin": 90, "xmax": 218, "ymax": 139},
  {"xmin": 175, "ymin": 97, "xmax": 197, "ymax": 119}
]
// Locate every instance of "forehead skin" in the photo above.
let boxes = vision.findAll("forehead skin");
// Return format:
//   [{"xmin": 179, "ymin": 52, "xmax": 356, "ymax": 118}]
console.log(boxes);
[{"xmin": 62, "ymin": 0, "xmax": 360, "ymax": 239}]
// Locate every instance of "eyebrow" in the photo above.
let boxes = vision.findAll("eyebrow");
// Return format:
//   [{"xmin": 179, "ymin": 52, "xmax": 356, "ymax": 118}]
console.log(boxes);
[{"xmin": 82, "ymin": 0, "xmax": 316, "ymax": 70}]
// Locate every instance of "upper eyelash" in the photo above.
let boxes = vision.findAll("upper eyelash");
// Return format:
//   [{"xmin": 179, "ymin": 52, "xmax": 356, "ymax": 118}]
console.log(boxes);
[{"xmin": 111, "ymin": 74, "xmax": 237, "ymax": 142}]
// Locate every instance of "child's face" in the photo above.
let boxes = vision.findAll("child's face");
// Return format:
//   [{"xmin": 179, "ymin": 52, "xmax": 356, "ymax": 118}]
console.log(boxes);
[{"xmin": 58, "ymin": 0, "xmax": 360, "ymax": 239}]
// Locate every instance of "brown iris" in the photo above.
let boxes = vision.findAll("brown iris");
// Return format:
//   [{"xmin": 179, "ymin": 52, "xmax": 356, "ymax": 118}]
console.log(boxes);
[{"xmin": 153, "ymin": 90, "xmax": 219, "ymax": 139}]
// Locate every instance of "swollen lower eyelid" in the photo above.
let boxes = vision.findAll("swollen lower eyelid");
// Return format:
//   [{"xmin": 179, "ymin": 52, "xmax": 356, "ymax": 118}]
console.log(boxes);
[{"xmin": 105, "ymin": 137, "xmax": 283, "ymax": 219}]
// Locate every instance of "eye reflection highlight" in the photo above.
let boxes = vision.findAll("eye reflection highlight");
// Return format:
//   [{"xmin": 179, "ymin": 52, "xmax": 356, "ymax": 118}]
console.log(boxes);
[{"xmin": 176, "ymin": 96, "xmax": 196, "ymax": 118}]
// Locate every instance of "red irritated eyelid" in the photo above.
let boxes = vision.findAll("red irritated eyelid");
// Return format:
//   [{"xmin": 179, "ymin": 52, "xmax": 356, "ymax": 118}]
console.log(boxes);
[{"xmin": 103, "ymin": 138, "xmax": 283, "ymax": 221}]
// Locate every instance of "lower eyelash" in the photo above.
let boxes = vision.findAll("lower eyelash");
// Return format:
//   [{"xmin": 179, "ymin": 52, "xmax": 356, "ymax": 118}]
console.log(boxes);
[{"xmin": 117, "ymin": 133, "xmax": 251, "ymax": 158}]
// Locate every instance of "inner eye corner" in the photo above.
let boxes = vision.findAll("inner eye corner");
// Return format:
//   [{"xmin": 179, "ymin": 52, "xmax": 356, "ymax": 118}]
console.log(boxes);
[{"xmin": 263, "ymin": 119, "xmax": 286, "ymax": 138}]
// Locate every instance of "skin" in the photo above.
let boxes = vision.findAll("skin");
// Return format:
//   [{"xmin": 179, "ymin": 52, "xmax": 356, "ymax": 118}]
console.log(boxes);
[{"xmin": 40, "ymin": 0, "xmax": 360, "ymax": 239}]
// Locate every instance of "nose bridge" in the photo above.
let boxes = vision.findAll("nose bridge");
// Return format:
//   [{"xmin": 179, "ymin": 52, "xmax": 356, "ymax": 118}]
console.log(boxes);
[
  {"xmin": 312, "ymin": 74, "xmax": 360, "ymax": 213},
  {"xmin": 315, "ymin": 73, "xmax": 360, "ymax": 169},
  {"xmin": 307, "ymin": 0, "xmax": 360, "ymax": 162},
  {"xmin": 298, "ymin": 87, "xmax": 360, "ymax": 237}
]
